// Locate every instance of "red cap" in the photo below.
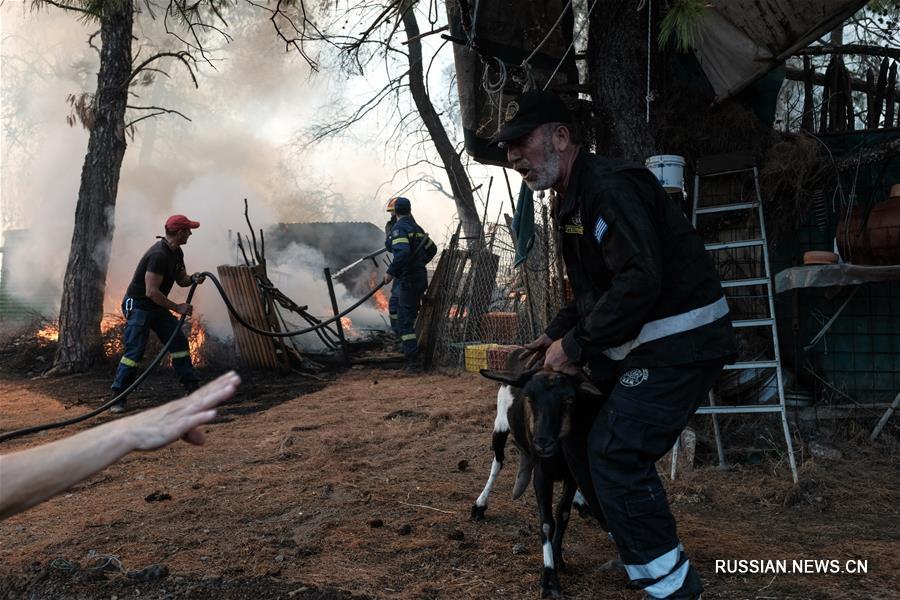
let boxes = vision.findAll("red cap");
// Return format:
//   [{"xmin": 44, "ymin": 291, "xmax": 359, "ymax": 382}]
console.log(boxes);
[{"xmin": 165, "ymin": 214, "xmax": 200, "ymax": 232}]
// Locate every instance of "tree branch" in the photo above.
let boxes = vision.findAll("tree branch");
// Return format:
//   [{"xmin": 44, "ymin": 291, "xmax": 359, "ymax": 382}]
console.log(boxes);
[
  {"xmin": 246, "ymin": 0, "xmax": 323, "ymax": 70},
  {"xmin": 128, "ymin": 51, "xmax": 198, "ymax": 88},
  {"xmin": 39, "ymin": 0, "xmax": 94, "ymax": 17},
  {"xmin": 124, "ymin": 105, "xmax": 192, "ymax": 128}
]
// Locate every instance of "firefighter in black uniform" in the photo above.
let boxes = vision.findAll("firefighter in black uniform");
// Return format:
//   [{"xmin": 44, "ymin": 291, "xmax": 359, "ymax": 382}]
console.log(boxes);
[
  {"xmin": 493, "ymin": 91, "xmax": 737, "ymax": 599},
  {"xmin": 110, "ymin": 215, "xmax": 205, "ymax": 413}
]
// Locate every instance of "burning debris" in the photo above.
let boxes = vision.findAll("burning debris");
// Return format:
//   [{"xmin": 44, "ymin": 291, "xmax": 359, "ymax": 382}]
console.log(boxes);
[
  {"xmin": 214, "ymin": 201, "xmax": 394, "ymax": 372},
  {"xmin": 31, "ymin": 314, "xmax": 209, "ymax": 367}
]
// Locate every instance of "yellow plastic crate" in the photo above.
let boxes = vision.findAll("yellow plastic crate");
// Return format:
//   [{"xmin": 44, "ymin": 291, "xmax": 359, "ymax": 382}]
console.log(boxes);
[{"xmin": 464, "ymin": 343, "xmax": 499, "ymax": 373}]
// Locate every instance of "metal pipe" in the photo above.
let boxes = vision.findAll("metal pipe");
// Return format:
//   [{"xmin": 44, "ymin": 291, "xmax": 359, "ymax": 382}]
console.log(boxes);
[{"xmin": 331, "ymin": 248, "xmax": 389, "ymax": 279}]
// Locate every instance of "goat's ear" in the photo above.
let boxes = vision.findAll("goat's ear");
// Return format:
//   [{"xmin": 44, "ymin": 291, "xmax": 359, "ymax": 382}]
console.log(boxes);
[
  {"xmin": 577, "ymin": 379, "xmax": 606, "ymax": 401},
  {"xmin": 480, "ymin": 368, "xmax": 539, "ymax": 388}
]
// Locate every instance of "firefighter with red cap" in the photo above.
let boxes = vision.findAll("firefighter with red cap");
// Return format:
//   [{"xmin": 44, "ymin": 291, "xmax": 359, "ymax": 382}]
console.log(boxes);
[{"xmin": 109, "ymin": 214, "xmax": 205, "ymax": 413}]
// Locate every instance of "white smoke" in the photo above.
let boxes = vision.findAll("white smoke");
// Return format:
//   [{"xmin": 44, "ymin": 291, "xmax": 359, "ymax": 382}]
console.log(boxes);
[
  {"xmin": 0, "ymin": 3, "xmax": 497, "ymax": 344},
  {"xmin": 266, "ymin": 242, "xmax": 388, "ymax": 348}
]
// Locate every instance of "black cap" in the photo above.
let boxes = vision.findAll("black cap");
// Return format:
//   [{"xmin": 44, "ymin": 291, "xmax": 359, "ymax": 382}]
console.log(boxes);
[{"xmin": 491, "ymin": 90, "xmax": 573, "ymax": 145}]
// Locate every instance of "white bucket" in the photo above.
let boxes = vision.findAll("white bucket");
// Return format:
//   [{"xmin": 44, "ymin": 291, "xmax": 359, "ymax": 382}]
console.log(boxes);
[{"xmin": 645, "ymin": 154, "xmax": 685, "ymax": 192}]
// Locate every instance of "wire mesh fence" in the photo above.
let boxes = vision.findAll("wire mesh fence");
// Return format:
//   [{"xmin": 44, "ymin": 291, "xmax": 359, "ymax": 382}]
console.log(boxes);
[{"xmin": 423, "ymin": 195, "xmax": 565, "ymax": 372}]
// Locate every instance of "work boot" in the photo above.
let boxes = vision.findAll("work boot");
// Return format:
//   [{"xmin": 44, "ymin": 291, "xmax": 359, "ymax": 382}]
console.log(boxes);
[{"xmin": 109, "ymin": 391, "xmax": 127, "ymax": 414}]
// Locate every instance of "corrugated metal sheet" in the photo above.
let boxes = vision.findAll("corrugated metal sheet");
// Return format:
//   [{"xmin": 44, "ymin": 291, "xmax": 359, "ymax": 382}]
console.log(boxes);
[{"xmin": 216, "ymin": 265, "xmax": 282, "ymax": 371}]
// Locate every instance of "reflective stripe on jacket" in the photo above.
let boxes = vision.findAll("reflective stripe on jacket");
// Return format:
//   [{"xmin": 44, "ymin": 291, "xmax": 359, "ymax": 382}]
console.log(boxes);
[{"xmin": 545, "ymin": 151, "xmax": 738, "ymax": 367}]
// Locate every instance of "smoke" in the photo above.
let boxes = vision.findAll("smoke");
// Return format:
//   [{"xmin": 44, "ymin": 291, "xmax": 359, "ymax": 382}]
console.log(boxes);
[
  {"xmin": 266, "ymin": 242, "xmax": 388, "ymax": 348},
  {"xmin": 0, "ymin": 3, "xmax": 466, "ymax": 339}
]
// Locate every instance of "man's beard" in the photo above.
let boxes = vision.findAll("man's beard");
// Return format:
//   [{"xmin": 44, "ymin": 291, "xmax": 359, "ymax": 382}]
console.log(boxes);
[{"xmin": 524, "ymin": 140, "xmax": 561, "ymax": 191}]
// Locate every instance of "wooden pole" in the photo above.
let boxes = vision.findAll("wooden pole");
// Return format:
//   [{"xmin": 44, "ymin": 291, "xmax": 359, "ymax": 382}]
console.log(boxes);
[
  {"xmin": 323, "ymin": 267, "xmax": 349, "ymax": 365},
  {"xmin": 872, "ymin": 57, "xmax": 890, "ymax": 128},
  {"xmin": 842, "ymin": 64, "xmax": 855, "ymax": 131},
  {"xmin": 866, "ymin": 66, "xmax": 877, "ymax": 129},
  {"xmin": 819, "ymin": 61, "xmax": 832, "ymax": 133},
  {"xmin": 885, "ymin": 62, "xmax": 897, "ymax": 128},
  {"xmin": 829, "ymin": 57, "xmax": 842, "ymax": 132},
  {"xmin": 801, "ymin": 56, "xmax": 815, "ymax": 132},
  {"xmin": 869, "ymin": 391, "xmax": 900, "ymax": 443}
]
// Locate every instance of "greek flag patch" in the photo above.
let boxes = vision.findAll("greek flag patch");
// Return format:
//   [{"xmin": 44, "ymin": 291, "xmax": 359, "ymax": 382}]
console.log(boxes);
[{"xmin": 594, "ymin": 217, "xmax": 609, "ymax": 244}]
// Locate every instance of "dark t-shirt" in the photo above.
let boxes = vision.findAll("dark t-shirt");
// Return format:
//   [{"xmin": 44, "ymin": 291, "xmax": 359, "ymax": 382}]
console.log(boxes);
[{"xmin": 125, "ymin": 240, "xmax": 185, "ymax": 309}]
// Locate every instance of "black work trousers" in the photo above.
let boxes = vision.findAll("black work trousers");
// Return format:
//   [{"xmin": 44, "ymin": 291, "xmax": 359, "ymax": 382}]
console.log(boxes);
[{"xmin": 587, "ymin": 363, "xmax": 723, "ymax": 599}]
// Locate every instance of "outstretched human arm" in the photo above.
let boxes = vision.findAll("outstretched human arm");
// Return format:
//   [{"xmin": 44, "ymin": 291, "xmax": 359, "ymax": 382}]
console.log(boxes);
[{"xmin": 0, "ymin": 371, "xmax": 241, "ymax": 520}]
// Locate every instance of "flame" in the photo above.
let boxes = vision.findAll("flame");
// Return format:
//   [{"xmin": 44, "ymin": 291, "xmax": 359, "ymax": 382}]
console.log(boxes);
[
  {"xmin": 37, "ymin": 316, "xmax": 123, "ymax": 345},
  {"xmin": 101, "ymin": 314, "xmax": 126, "ymax": 358},
  {"xmin": 338, "ymin": 316, "xmax": 361, "ymax": 339},
  {"xmin": 100, "ymin": 315, "xmax": 121, "ymax": 335},
  {"xmin": 187, "ymin": 320, "xmax": 207, "ymax": 367},
  {"xmin": 36, "ymin": 323, "xmax": 59, "ymax": 343},
  {"xmin": 368, "ymin": 271, "xmax": 389, "ymax": 313},
  {"xmin": 35, "ymin": 314, "xmax": 207, "ymax": 365},
  {"xmin": 372, "ymin": 289, "xmax": 389, "ymax": 312}
]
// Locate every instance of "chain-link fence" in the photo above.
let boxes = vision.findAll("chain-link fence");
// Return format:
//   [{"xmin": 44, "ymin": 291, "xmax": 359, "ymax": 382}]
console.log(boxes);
[{"xmin": 420, "ymin": 194, "xmax": 565, "ymax": 371}]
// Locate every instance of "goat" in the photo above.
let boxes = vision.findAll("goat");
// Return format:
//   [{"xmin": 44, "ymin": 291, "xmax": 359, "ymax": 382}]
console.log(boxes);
[{"xmin": 471, "ymin": 348, "xmax": 608, "ymax": 599}]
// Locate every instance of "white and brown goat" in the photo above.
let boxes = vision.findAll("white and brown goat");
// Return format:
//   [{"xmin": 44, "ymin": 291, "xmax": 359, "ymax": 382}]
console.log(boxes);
[{"xmin": 471, "ymin": 348, "xmax": 609, "ymax": 599}]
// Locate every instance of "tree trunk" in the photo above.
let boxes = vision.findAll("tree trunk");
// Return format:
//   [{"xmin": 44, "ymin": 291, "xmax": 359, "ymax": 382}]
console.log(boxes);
[
  {"xmin": 586, "ymin": 0, "xmax": 656, "ymax": 159},
  {"xmin": 585, "ymin": 3, "xmax": 772, "ymax": 167},
  {"xmin": 401, "ymin": 4, "xmax": 481, "ymax": 242},
  {"xmin": 52, "ymin": 1, "xmax": 133, "ymax": 374}
]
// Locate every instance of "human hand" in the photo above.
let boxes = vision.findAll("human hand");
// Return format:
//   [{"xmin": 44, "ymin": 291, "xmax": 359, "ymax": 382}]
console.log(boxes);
[
  {"xmin": 120, "ymin": 371, "xmax": 241, "ymax": 451},
  {"xmin": 383, "ymin": 273, "xmax": 394, "ymax": 285},
  {"xmin": 191, "ymin": 272, "xmax": 206, "ymax": 284},
  {"xmin": 523, "ymin": 333, "xmax": 553, "ymax": 368},
  {"xmin": 176, "ymin": 303, "xmax": 193, "ymax": 316},
  {"xmin": 543, "ymin": 339, "xmax": 580, "ymax": 375}
]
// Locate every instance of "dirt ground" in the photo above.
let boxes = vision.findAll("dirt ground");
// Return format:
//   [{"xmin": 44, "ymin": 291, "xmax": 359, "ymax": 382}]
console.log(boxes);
[{"xmin": 1, "ymin": 353, "xmax": 898, "ymax": 599}]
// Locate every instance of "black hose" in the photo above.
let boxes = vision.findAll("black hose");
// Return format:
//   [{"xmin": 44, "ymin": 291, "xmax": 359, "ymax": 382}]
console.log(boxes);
[
  {"xmin": 199, "ymin": 271, "xmax": 386, "ymax": 338},
  {"xmin": 0, "ymin": 272, "xmax": 388, "ymax": 443},
  {"xmin": 0, "ymin": 282, "xmax": 200, "ymax": 443}
]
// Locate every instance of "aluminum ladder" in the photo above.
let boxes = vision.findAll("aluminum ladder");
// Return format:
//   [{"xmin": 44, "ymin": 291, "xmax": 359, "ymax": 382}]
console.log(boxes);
[{"xmin": 671, "ymin": 155, "xmax": 798, "ymax": 483}]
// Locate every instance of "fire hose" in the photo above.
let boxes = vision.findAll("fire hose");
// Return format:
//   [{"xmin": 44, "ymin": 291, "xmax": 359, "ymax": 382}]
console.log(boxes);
[{"xmin": 0, "ymin": 271, "xmax": 387, "ymax": 443}]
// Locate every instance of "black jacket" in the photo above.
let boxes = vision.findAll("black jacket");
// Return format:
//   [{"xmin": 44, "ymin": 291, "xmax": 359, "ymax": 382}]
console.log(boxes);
[{"xmin": 545, "ymin": 150, "xmax": 738, "ymax": 368}]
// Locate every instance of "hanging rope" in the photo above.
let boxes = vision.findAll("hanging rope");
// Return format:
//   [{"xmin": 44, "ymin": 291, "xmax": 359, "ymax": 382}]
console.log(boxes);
[
  {"xmin": 543, "ymin": 0, "xmax": 600, "ymax": 91},
  {"xmin": 466, "ymin": 0, "xmax": 482, "ymax": 47},
  {"xmin": 520, "ymin": 0, "xmax": 575, "ymax": 70},
  {"xmin": 482, "ymin": 56, "xmax": 508, "ymax": 129}
]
